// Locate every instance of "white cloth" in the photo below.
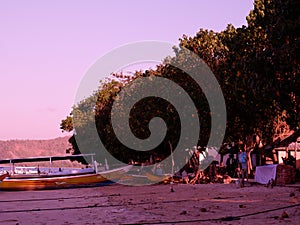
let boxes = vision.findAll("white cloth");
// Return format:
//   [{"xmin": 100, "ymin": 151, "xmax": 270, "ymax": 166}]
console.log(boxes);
[{"xmin": 254, "ymin": 164, "xmax": 278, "ymax": 184}]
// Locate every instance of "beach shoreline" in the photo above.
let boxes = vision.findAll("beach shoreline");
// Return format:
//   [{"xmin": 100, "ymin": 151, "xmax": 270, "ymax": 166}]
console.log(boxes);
[{"xmin": 1, "ymin": 182, "xmax": 300, "ymax": 225}]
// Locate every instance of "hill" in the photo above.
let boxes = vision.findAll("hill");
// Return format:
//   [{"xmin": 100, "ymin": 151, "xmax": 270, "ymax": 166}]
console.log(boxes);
[{"xmin": 0, "ymin": 136, "xmax": 83, "ymax": 167}]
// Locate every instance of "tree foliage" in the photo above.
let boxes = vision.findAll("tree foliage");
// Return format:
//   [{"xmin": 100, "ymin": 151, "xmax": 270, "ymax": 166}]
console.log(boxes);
[{"xmin": 61, "ymin": 0, "xmax": 300, "ymax": 162}]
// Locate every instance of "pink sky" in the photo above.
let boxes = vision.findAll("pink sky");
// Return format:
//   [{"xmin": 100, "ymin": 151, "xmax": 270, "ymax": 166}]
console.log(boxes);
[{"xmin": 0, "ymin": 0, "xmax": 254, "ymax": 140}]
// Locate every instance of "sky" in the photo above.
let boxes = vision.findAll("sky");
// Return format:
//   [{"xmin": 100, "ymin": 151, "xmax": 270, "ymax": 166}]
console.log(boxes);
[{"xmin": 0, "ymin": 0, "xmax": 254, "ymax": 140}]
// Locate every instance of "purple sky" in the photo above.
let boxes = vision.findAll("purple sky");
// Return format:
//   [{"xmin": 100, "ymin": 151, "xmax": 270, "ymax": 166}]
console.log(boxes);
[{"xmin": 0, "ymin": 0, "xmax": 254, "ymax": 140}]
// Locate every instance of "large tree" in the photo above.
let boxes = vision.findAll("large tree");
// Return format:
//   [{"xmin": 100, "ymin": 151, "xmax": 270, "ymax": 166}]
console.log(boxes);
[{"xmin": 61, "ymin": 0, "xmax": 300, "ymax": 163}]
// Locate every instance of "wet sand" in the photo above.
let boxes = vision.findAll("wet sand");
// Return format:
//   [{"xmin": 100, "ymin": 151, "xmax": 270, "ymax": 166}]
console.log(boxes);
[{"xmin": 1, "ymin": 182, "xmax": 300, "ymax": 225}]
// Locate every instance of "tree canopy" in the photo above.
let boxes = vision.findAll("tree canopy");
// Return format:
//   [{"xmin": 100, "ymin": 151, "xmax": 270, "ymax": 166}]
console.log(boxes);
[{"xmin": 61, "ymin": 0, "xmax": 300, "ymax": 163}]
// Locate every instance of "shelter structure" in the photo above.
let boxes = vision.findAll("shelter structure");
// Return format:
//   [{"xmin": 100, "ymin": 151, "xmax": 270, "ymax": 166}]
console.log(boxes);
[{"xmin": 265, "ymin": 129, "xmax": 300, "ymax": 169}]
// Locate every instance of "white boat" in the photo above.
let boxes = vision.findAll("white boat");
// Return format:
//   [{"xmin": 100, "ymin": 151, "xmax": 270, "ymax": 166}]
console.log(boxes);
[{"xmin": 0, "ymin": 154, "xmax": 132, "ymax": 191}]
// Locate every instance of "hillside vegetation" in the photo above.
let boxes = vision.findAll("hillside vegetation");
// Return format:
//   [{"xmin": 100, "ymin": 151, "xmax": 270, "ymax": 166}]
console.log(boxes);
[{"xmin": 0, "ymin": 136, "xmax": 83, "ymax": 167}]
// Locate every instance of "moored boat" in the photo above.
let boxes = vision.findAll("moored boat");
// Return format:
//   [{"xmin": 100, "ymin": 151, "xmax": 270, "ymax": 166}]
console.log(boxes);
[
  {"xmin": 144, "ymin": 172, "xmax": 172, "ymax": 183},
  {"xmin": 0, "ymin": 154, "xmax": 132, "ymax": 191},
  {"xmin": 0, "ymin": 173, "xmax": 107, "ymax": 191},
  {"xmin": 0, "ymin": 164, "xmax": 132, "ymax": 191}
]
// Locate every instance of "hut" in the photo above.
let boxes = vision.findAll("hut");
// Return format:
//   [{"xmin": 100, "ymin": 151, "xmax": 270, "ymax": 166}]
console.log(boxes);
[
  {"xmin": 264, "ymin": 129, "xmax": 300, "ymax": 167},
  {"xmin": 264, "ymin": 129, "xmax": 300, "ymax": 183}
]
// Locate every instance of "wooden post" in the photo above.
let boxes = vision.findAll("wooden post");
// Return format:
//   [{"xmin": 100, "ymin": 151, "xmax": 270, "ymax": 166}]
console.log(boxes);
[
  {"xmin": 49, "ymin": 157, "xmax": 52, "ymax": 173},
  {"xmin": 10, "ymin": 160, "xmax": 15, "ymax": 174},
  {"xmin": 168, "ymin": 141, "xmax": 175, "ymax": 192},
  {"xmin": 91, "ymin": 155, "xmax": 94, "ymax": 170},
  {"xmin": 169, "ymin": 141, "xmax": 174, "ymax": 175},
  {"xmin": 220, "ymin": 153, "xmax": 224, "ymax": 166},
  {"xmin": 295, "ymin": 141, "xmax": 297, "ymax": 168},
  {"xmin": 9, "ymin": 159, "xmax": 12, "ymax": 174},
  {"xmin": 272, "ymin": 149, "xmax": 278, "ymax": 164}
]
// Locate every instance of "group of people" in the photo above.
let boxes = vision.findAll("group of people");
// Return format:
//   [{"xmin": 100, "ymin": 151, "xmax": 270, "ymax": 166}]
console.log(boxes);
[
  {"xmin": 226, "ymin": 134, "xmax": 264, "ymax": 187},
  {"xmin": 135, "ymin": 135, "xmax": 266, "ymax": 185}
]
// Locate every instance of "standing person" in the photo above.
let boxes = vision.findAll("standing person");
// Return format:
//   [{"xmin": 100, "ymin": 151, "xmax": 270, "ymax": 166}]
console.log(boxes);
[
  {"xmin": 226, "ymin": 154, "xmax": 236, "ymax": 177},
  {"xmin": 189, "ymin": 148, "xmax": 200, "ymax": 184},
  {"xmin": 246, "ymin": 146, "xmax": 252, "ymax": 177},
  {"xmin": 251, "ymin": 134, "xmax": 262, "ymax": 173},
  {"xmin": 238, "ymin": 143, "xmax": 248, "ymax": 187}
]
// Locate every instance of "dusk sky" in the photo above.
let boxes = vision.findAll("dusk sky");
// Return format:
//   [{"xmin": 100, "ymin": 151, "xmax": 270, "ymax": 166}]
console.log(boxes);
[{"xmin": 0, "ymin": 0, "xmax": 254, "ymax": 140}]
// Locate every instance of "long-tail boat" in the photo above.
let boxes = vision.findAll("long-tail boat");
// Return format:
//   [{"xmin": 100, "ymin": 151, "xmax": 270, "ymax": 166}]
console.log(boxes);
[{"xmin": 0, "ymin": 154, "xmax": 132, "ymax": 191}]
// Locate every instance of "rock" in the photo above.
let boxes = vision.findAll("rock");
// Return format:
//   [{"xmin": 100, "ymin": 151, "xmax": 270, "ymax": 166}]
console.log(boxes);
[
  {"xmin": 170, "ymin": 185, "xmax": 174, "ymax": 192},
  {"xmin": 180, "ymin": 210, "xmax": 187, "ymax": 215},
  {"xmin": 200, "ymin": 207, "xmax": 207, "ymax": 212},
  {"xmin": 289, "ymin": 192, "xmax": 295, "ymax": 197},
  {"xmin": 281, "ymin": 211, "xmax": 289, "ymax": 219}
]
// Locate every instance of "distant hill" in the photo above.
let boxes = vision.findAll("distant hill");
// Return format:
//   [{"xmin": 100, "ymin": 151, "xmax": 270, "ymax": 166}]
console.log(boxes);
[{"xmin": 0, "ymin": 136, "xmax": 83, "ymax": 167}]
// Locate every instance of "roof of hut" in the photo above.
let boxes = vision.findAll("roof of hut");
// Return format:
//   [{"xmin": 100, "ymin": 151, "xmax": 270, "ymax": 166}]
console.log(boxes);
[{"xmin": 265, "ymin": 129, "xmax": 300, "ymax": 150}]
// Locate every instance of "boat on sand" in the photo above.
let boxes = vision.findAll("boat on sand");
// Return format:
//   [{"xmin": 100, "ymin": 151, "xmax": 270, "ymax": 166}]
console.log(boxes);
[{"xmin": 0, "ymin": 154, "xmax": 132, "ymax": 191}]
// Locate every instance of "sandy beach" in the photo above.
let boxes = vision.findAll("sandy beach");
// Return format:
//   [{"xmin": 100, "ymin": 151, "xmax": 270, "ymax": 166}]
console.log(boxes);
[{"xmin": 1, "ymin": 182, "xmax": 300, "ymax": 225}]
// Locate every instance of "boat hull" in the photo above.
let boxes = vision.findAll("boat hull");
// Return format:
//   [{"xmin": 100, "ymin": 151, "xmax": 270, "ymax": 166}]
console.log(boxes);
[
  {"xmin": 144, "ymin": 172, "xmax": 172, "ymax": 183},
  {"xmin": 0, "ymin": 165, "xmax": 132, "ymax": 191},
  {"xmin": 0, "ymin": 173, "xmax": 111, "ymax": 191}
]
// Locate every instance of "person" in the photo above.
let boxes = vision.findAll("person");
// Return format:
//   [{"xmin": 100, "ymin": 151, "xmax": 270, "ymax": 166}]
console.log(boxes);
[
  {"xmin": 238, "ymin": 143, "xmax": 248, "ymax": 187},
  {"xmin": 282, "ymin": 149, "xmax": 296, "ymax": 167},
  {"xmin": 154, "ymin": 163, "xmax": 163, "ymax": 175},
  {"xmin": 226, "ymin": 154, "xmax": 236, "ymax": 177},
  {"xmin": 183, "ymin": 149, "xmax": 199, "ymax": 184},
  {"xmin": 209, "ymin": 161, "xmax": 218, "ymax": 183},
  {"xmin": 190, "ymin": 149, "xmax": 200, "ymax": 172},
  {"xmin": 251, "ymin": 135, "xmax": 262, "ymax": 172}
]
